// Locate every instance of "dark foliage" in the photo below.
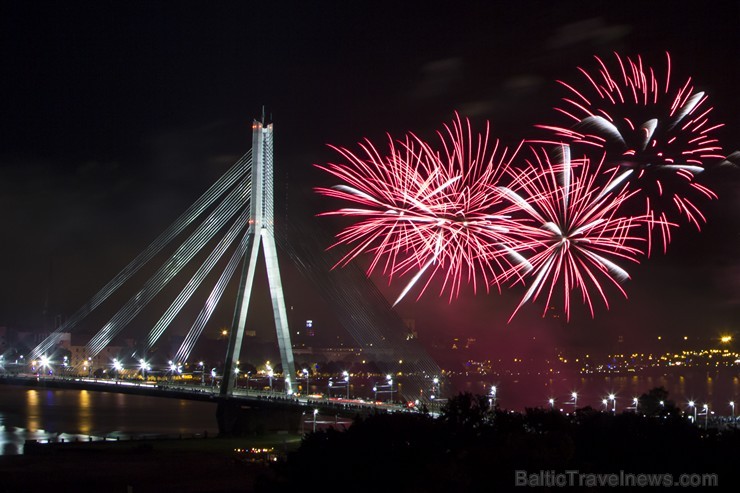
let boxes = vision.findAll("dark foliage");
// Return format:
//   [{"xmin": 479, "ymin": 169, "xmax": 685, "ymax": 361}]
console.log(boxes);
[{"xmin": 258, "ymin": 389, "xmax": 740, "ymax": 492}]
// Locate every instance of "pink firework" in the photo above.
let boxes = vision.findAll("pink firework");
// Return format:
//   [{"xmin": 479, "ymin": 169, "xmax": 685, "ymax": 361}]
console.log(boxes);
[
  {"xmin": 315, "ymin": 115, "xmax": 527, "ymax": 305},
  {"xmin": 498, "ymin": 145, "xmax": 654, "ymax": 321},
  {"xmin": 537, "ymin": 52, "xmax": 723, "ymax": 254}
]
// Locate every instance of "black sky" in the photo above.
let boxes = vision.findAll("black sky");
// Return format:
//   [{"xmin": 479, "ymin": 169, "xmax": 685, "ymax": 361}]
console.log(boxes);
[{"xmin": 1, "ymin": 1, "xmax": 738, "ymax": 357}]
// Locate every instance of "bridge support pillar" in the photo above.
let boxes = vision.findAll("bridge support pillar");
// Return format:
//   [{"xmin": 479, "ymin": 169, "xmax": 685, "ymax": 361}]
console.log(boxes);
[{"xmin": 216, "ymin": 398, "xmax": 303, "ymax": 436}]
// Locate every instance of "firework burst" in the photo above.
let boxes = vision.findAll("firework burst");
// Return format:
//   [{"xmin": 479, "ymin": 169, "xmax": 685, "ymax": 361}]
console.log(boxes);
[
  {"xmin": 315, "ymin": 115, "xmax": 528, "ymax": 305},
  {"xmin": 537, "ymin": 52, "xmax": 724, "ymax": 254},
  {"xmin": 499, "ymin": 145, "xmax": 655, "ymax": 321}
]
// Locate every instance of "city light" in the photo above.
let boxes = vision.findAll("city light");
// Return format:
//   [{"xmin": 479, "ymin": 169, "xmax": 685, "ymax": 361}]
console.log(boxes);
[{"xmin": 688, "ymin": 401, "xmax": 697, "ymax": 423}]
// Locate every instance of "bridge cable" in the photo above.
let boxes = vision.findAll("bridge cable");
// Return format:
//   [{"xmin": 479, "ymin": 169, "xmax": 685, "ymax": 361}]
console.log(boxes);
[
  {"xmin": 144, "ymin": 202, "xmax": 253, "ymax": 351},
  {"xmin": 30, "ymin": 151, "xmax": 252, "ymax": 359},
  {"xmin": 86, "ymin": 177, "xmax": 251, "ymax": 357}
]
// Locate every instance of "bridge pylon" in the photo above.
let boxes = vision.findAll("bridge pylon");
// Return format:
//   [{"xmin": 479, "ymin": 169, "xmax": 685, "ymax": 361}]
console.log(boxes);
[{"xmin": 220, "ymin": 119, "xmax": 296, "ymax": 396}]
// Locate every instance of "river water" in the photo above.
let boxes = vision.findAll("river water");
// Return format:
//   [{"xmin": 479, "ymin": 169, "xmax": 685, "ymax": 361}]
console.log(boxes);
[
  {"xmin": 0, "ymin": 385, "xmax": 218, "ymax": 455},
  {"xmin": 1, "ymin": 369, "xmax": 737, "ymax": 455}
]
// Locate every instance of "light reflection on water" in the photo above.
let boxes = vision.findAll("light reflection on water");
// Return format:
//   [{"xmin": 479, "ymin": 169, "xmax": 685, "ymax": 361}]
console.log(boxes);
[{"xmin": 0, "ymin": 386, "xmax": 218, "ymax": 455}]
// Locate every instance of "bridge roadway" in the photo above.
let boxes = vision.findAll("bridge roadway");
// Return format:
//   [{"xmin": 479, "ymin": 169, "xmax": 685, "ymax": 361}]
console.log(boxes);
[{"xmin": 0, "ymin": 374, "xmax": 439, "ymax": 434}]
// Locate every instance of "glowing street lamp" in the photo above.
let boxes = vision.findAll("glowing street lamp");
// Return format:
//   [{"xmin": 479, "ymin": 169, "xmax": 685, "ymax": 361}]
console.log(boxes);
[
  {"xmin": 302, "ymin": 368, "xmax": 310, "ymax": 395},
  {"xmin": 632, "ymin": 397, "xmax": 639, "ymax": 413},
  {"xmin": 730, "ymin": 401, "xmax": 735, "ymax": 428},
  {"xmin": 570, "ymin": 392, "xmax": 578, "ymax": 410},
  {"xmin": 608, "ymin": 393, "xmax": 616, "ymax": 413},
  {"xmin": 703, "ymin": 404, "xmax": 709, "ymax": 429},
  {"xmin": 342, "ymin": 371, "xmax": 350, "ymax": 399},
  {"xmin": 38, "ymin": 355, "xmax": 51, "ymax": 376},
  {"xmin": 113, "ymin": 358, "xmax": 123, "ymax": 379},
  {"xmin": 548, "ymin": 398, "xmax": 555, "ymax": 410},
  {"xmin": 266, "ymin": 363, "xmax": 274, "ymax": 391},
  {"xmin": 139, "ymin": 359, "xmax": 150, "ymax": 381},
  {"xmin": 488, "ymin": 385, "xmax": 497, "ymax": 410},
  {"xmin": 312, "ymin": 409, "xmax": 318, "ymax": 432},
  {"xmin": 602, "ymin": 398, "xmax": 609, "ymax": 411},
  {"xmin": 688, "ymin": 401, "xmax": 696, "ymax": 423},
  {"xmin": 431, "ymin": 377, "xmax": 440, "ymax": 400}
]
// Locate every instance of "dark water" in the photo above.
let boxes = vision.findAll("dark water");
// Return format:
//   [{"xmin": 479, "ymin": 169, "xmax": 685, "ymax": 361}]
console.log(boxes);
[{"xmin": 0, "ymin": 386, "xmax": 218, "ymax": 455}]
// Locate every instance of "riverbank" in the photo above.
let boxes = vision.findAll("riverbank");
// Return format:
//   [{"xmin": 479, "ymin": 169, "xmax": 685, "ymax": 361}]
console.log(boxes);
[{"xmin": 0, "ymin": 433, "xmax": 302, "ymax": 493}]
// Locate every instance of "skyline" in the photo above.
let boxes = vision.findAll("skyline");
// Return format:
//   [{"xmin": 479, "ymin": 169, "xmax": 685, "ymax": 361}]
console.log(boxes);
[{"xmin": 1, "ymin": 2, "xmax": 738, "ymax": 357}]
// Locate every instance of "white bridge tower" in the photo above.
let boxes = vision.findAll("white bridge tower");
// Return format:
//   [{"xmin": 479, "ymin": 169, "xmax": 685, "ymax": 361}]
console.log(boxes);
[{"xmin": 220, "ymin": 119, "xmax": 296, "ymax": 395}]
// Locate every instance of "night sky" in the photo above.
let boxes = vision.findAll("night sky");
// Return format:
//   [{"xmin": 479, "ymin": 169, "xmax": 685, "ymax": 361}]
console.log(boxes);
[{"xmin": 1, "ymin": 1, "xmax": 738, "ymax": 359}]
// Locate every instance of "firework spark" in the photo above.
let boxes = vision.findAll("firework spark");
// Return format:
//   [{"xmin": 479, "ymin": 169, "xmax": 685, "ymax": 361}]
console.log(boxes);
[
  {"xmin": 537, "ymin": 52, "xmax": 723, "ymax": 254},
  {"xmin": 316, "ymin": 115, "xmax": 527, "ymax": 305},
  {"xmin": 499, "ymin": 145, "xmax": 655, "ymax": 321}
]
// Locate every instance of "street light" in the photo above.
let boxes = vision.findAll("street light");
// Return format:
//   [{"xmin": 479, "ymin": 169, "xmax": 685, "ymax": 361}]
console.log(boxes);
[
  {"xmin": 39, "ymin": 355, "xmax": 51, "ymax": 376},
  {"xmin": 139, "ymin": 359, "xmax": 150, "ymax": 381},
  {"xmin": 199, "ymin": 361, "xmax": 205, "ymax": 385},
  {"xmin": 266, "ymin": 363, "xmax": 274, "ymax": 392},
  {"xmin": 548, "ymin": 398, "xmax": 555, "ymax": 410},
  {"xmin": 431, "ymin": 377, "xmax": 440, "ymax": 400},
  {"xmin": 688, "ymin": 401, "xmax": 696, "ymax": 423},
  {"xmin": 632, "ymin": 397, "xmax": 639, "ymax": 413},
  {"xmin": 211, "ymin": 368, "xmax": 217, "ymax": 387},
  {"xmin": 113, "ymin": 358, "xmax": 123, "ymax": 380},
  {"xmin": 313, "ymin": 409, "xmax": 318, "ymax": 432},
  {"xmin": 342, "ymin": 371, "xmax": 350, "ymax": 399},
  {"xmin": 489, "ymin": 386, "xmax": 497, "ymax": 410},
  {"xmin": 234, "ymin": 366, "xmax": 240, "ymax": 388},
  {"xmin": 608, "ymin": 393, "xmax": 616, "ymax": 413},
  {"xmin": 302, "ymin": 368, "xmax": 309, "ymax": 395},
  {"xmin": 602, "ymin": 398, "xmax": 609, "ymax": 411},
  {"xmin": 703, "ymin": 404, "xmax": 709, "ymax": 429},
  {"xmin": 571, "ymin": 392, "xmax": 578, "ymax": 410},
  {"xmin": 730, "ymin": 401, "xmax": 735, "ymax": 428}
]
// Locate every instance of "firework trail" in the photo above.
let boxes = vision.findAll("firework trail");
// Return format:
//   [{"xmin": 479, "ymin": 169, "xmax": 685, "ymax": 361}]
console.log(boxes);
[
  {"xmin": 498, "ymin": 144, "xmax": 656, "ymax": 321},
  {"xmin": 537, "ymin": 52, "xmax": 723, "ymax": 254},
  {"xmin": 315, "ymin": 115, "xmax": 528, "ymax": 305}
]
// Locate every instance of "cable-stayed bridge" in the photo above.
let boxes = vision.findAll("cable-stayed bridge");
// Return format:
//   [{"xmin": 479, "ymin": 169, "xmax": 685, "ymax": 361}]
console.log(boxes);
[{"xmin": 17, "ymin": 119, "xmax": 443, "ymax": 427}]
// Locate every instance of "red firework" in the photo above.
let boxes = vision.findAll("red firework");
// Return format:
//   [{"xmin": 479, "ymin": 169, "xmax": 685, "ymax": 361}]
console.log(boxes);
[
  {"xmin": 315, "ymin": 115, "xmax": 528, "ymax": 305},
  {"xmin": 498, "ymin": 145, "xmax": 654, "ymax": 321},
  {"xmin": 537, "ymin": 52, "xmax": 723, "ymax": 254}
]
